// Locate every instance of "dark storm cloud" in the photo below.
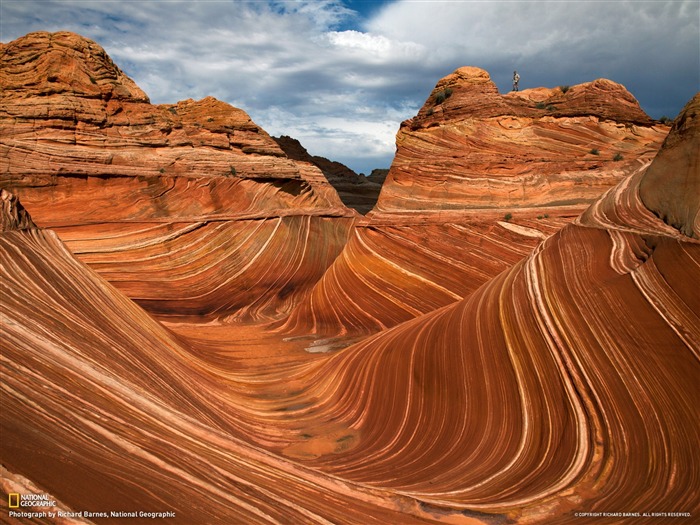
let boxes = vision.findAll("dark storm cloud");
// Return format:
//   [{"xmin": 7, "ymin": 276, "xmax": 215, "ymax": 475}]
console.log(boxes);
[{"xmin": 1, "ymin": 0, "xmax": 697, "ymax": 175}]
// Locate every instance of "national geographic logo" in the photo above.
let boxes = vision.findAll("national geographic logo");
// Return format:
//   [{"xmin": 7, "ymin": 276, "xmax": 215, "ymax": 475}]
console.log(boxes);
[{"xmin": 7, "ymin": 493, "xmax": 56, "ymax": 508}]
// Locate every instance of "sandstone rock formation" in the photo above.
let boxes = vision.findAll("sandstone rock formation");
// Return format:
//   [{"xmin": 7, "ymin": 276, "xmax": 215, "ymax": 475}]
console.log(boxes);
[
  {"xmin": 2, "ymin": 92, "xmax": 698, "ymax": 524},
  {"xmin": 0, "ymin": 195, "xmax": 449, "ymax": 525},
  {"xmin": 639, "ymin": 93, "xmax": 700, "ymax": 238},
  {"xmin": 1, "ymin": 188, "xmax": 35, "ymax": 231},
  {"xmin": 279, "ymin": 67, "xmax": 670, "ymax": 341},
  {"xmin": 273, "ymin": 93, "xmax": 700, "ymax": 522},
  {"xmin": 273, "ymin": 135, "xmax": 382, "ymax": 214},
  {"xmin": 377, "ymin": 66, "xmax": 665, "ymax": 212},
  {"xmin": 1, "ymin": 31, "xmax": 355, "ymax": 320},
  {"xmin": 2, "ymin": 29, "xmax": 697, "ymax": 525}
]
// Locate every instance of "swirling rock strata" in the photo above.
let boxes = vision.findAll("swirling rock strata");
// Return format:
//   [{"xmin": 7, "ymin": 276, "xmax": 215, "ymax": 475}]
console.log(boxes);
[
  {"xmin": 1, "ymin": 188, "xmax": 35, "ymax": 231},
  {"xmin": 281, "ymin": 95, "xmax": 700, "ymax": 522},
  {"xmin": 377, "ymin": 67, "xmax": 667, "ymax": 212},
  {"xmin": 0, "ymin": 201, "xmax": 456, "ymax": 524},
  {"xmin": 279, "ymin": 68, "xmax": 669, "ymax": 339},
  {"xmin": 2, "ymin": 91, "xmax": 696, "ymax": 524},
  {"xmin": 0, "ymin": 31, "xmax": 355, "ymax": 320}
]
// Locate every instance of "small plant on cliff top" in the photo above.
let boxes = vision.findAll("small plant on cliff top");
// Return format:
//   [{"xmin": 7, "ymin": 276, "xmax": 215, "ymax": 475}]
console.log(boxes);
[{"xmin": 559, "ymin": 85, "xmax": 570, "ymax": 93}]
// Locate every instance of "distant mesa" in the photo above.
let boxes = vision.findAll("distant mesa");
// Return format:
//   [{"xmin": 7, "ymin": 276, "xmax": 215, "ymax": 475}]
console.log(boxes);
[
  {"xmin": 273, "ymin": 135, "xmax": 382, "ymax": 214},
  {"xmin": 367, "ymin": 168, "xmax": 389, "ymax": 186}
]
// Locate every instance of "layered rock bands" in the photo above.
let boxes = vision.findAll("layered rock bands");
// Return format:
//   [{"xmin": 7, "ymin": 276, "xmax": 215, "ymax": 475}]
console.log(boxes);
[{"xmin": 2, "ymin": 31, "xmax": 698, "ymax": 525}]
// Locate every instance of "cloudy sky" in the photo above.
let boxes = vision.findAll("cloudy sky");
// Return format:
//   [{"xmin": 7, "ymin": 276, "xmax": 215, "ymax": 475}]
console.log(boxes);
[{"xmin": 2, "ymin": 1, "xmax": 698, "ymax": 174}]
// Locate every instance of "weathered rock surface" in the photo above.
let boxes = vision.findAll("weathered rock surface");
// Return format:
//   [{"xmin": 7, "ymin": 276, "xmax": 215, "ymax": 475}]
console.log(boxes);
[
  {"xmin": 1, "ymin": 188, "xmax": 35, "ymax": 231},
  {"xmin": 279, "ymin": 67, "xmax": 670, "ymax": 340},
  {"xmin": 279, "ymin": 95, "xmax": 700, "ymax": 522},
  {"xmin": 0, "ymin": 31, "xmax": 355, "ymax": 319},
  {"xmin": 377, "ymin": 67, "xmax": 666, "ymax": 212},
  {"xmin": 2, "ymin": 29, "xmax": 697, "ymax": 525},
  {"xmin": 273, "ymin": 135, "xmax": 382, "ymax": 214},
  {"xmin": 639, "ymin": 93, "xmax": 700, "ymax": 238},
  {"xmin": 0, "ymin": 196, "xmax": 448, "ymax": 524}
]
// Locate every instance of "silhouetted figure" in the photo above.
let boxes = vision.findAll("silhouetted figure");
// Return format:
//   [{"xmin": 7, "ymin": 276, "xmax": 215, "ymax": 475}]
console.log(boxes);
[{"xmin": 513, "ymin": 70, "xmax": 520, "ymax": 91}]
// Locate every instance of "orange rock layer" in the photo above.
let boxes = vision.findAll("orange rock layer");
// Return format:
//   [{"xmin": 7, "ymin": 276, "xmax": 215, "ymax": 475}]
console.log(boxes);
[
  {"xmin": 1, "ymin": 30, "xmax": 698, "ymax": 525},
  {"xmin": 1, "ymin": 31, "xmax": 356, "ymax": 320},
  {"xmin": 278, "ymin": 68, "xmax": 669, "ymax": 340},
  {"xmin": 377, "ymin": 67, "xmax": 667, "ymax": 212}
]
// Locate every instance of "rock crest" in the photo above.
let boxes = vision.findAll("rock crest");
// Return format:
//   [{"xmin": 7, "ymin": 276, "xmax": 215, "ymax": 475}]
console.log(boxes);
[{"xmin": 1, "ymin": 189, "xmax": 36, "ymax": 231}]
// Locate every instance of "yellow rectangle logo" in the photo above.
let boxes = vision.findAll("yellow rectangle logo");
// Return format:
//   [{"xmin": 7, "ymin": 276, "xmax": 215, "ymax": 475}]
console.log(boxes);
[{"xmin": 8, "ymin": 493, "xmax": 20, "ymax": 508}]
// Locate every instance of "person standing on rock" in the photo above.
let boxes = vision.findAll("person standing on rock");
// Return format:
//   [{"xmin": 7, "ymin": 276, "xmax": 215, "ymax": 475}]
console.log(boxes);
[{"xmin": 513, "ymin": 70, "xmax": 520, "ymax": 91}]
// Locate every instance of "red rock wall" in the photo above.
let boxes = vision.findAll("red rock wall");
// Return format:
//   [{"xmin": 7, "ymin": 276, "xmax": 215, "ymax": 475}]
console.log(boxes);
[
  {"xmin": 1, "ymin": 32, "xmax": 355, "ymax": 320},
  {"xmin": 278, "ymin": 67, "xmax": 669, "ymax": 341}
]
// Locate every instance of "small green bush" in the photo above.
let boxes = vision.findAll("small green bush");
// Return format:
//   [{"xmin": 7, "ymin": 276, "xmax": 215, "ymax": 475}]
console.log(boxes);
[
  {"xmin": 590, "ymin": 148, "xmax": 600, "ymax": 155},
  {"xmin": 613, "ymin": 153, "xmax": 624, "ymax": 161},
  {"xmin": 230, "ymin": 166, "xmax": 237, "ymax": 176},
  {"xmin": 658, "ymin": 116, "xmax": 672, "ymax": 125},
  {"xmin": 559, "ymin": 85, "xmax": 570, "ymax": 93},
  {"xmin": 504, "ymin": 213, "xmax": 513, "ymax": 221},
  {"xmin": 535, "ymin": 102, "xmax": 547, "ymax": 109},
  {"xmin": 434, "ymin": 87, "xmax": 453, "ymax": 105}
]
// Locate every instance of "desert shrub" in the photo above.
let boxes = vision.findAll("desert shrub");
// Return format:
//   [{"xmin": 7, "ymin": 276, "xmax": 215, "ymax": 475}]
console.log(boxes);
[
  {"xmin": 230, "ymin": 166, "xmax": 237, "ymax": 176},
  {"xmin": 434, "ymin": 87, "xmax": 453, "ymax": 105},
  {"xmin": 658, "ymin": 116, "xmax": 672, "ymax": 125},
  {"xmin": 426, "ymin": 107, "xmax": 434, "ymax": 116},
  {"xmin": 590, "ymin": 148, "xmax": 600, "ymax": 155},
  {"xmin": 504, "ymin": 213, "xmax": 513, "ymax": 221},
  {"xmin": 613, "ymin": 153, "xmax": 624, "ymax": 161},
  {"xmin": 535, "ymin": 102, "xmax": 547, "ymax": 109},
  {"xmin": 559, "ymin": 85, "xmax": 570, "ymax": 93}
]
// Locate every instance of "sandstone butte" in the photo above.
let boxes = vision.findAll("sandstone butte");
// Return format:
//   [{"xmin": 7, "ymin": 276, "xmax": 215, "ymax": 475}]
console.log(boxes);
[
  {"xmin": 0, "ymin": 31, "xmax": 357, "ymax": 321},
  {"xmin": 278, "ymin": 66, "xmax": 670, "ymax": 341},
  {"xmin": 2, "ymin": 29, "xmax": 699, "ymax": 525}
]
